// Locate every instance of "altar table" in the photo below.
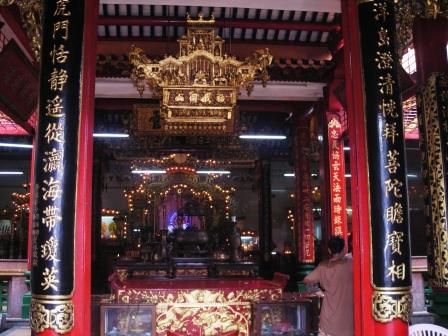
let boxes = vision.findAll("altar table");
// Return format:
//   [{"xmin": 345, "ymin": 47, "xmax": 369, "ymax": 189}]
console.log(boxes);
[{"xmin": 110, "ymin": 275, "xmax": 283, "ymax": 336}]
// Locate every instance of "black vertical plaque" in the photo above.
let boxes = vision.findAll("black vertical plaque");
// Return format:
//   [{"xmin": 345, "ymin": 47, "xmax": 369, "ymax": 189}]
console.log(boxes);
[
  {"xmin": 359, "ymin": 0, "xmax": 411, "ymax": 290},
  {"xmin": 358, "ymin": 0, "xmax": 413, "ymax": 323},
  {"xmin": 30, "ymin": 0, "xmax": 85, "ymax": 333}
]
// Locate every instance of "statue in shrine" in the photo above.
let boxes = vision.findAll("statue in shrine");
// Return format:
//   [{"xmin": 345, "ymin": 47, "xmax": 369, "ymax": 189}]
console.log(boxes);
[
  {"xmin": 230, "ymin": 222, "xmax": 242, "ymax": 262},
  {"xmin": 212, "ymin": 231, "xmax": 230, "ymax": 261},
  {"xmin": 152, "ymin": 230, "xmax": 167, "ymax": 262}
]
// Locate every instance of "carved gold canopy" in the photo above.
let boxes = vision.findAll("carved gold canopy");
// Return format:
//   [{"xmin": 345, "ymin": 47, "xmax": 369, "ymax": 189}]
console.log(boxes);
[{"xmin": 129, "ymin": 14, "xmax": 273, "ymax": 135}]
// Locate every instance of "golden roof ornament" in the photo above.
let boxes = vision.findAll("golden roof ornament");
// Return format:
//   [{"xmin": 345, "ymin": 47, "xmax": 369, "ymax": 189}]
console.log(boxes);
[
  {"xmin": 186, "ymin": 12, "xmax": 215, "ymax": 25},
  {"xmin": 129, "ymin": 14, "xmax": 273, "ymax": 135}
]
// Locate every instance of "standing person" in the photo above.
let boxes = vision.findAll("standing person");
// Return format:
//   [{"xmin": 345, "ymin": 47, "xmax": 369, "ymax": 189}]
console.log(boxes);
[{"xmin": 303, "ymin": 236, "xmax": 353, "ymax": 336}]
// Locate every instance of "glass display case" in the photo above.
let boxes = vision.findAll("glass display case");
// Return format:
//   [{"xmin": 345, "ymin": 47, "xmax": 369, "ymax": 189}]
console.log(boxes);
[
  {"xmin": 100, "ymin": 304, "xmax": 156, "ymax": 336},
  {"xmin": 252, "ymin": 299, "xmax": 316, "ymax": 336}
]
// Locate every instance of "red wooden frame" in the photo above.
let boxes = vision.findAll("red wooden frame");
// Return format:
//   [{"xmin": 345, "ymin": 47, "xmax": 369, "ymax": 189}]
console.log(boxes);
[
  {"xmin": 71, "ymin": 1, "xmax": 99, "ymax": 335},
  {"xmin": 342, "ymin": 0, "xmax": 374, "ymax": 335}
]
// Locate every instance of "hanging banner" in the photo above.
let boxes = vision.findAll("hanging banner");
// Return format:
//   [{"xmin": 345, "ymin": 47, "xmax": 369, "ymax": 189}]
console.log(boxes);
[
  {"xmin": 327, "ymin": 116, "xmax": 347, "ymax": 239},
  {"xmin": 30, "ymin": 0, "xmax": 84, "ymax": 333},
  {"xmin": 294, "ymin": 125, "xmax": 314, "ymax": 263},
  {"xmin": 359, "ymin": 0, "xmax": 412, "ymax": 323}
]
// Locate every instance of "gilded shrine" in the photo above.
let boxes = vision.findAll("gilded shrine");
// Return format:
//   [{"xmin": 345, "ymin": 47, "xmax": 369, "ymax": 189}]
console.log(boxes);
[{"xmin": 129, "ymin": 14, "xmax": 272, "ymax": 135}]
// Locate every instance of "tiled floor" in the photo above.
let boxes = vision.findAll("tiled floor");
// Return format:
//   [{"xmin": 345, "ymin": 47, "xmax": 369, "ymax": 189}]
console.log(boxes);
[{"xmin": 0, "ymin": 326, "xmax": 30, "ymax": 336}]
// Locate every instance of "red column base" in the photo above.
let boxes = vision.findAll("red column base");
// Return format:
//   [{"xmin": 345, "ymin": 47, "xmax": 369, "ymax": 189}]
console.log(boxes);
[{"xmin": 375, "ymin": 319, "xmax": 409, "ymax": 336}]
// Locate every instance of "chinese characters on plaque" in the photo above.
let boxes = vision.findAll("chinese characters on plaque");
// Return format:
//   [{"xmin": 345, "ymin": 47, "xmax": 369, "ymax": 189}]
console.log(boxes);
[
  {"xmin": 30, "ymin": 0, "xmax": 84, "ymax": 333},
  {"xmin": 327, "ymin": 117, "xmax": 347, "ymax": 238},
  {"xmin": 33, "ymin": 0, "xmax": 71, "ymax": 297},
  {"xmin": 161, "ymin": 87, "xmax": 236, "ymax": 134},
  {"xmin": 294, "ymin": 127, "xmax": 314, "ymax": 263},
  {"xmin": 358, "ymin": 0, "xmax": 411, "ymax": 323}
]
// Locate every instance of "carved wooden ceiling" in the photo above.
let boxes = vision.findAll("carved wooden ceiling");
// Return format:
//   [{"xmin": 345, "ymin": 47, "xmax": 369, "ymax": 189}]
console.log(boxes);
[
  {"xmin": 97, "ymin": 4, "xmax": 340, "ymax": 46},
  {"xmin": 0, "ymin": 0, "xmax": 419, "ymax": 160},
  {"xmin": 95, "ymin": 1, "xmax": 339, "ymax": 103}
]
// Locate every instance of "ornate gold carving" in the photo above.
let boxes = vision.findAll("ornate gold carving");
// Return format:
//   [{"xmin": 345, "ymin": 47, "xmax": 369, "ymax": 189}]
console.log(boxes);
[
  {"xmin": 117, "ymin": 288, "xmax": 282, "ymax": 305},
  {"xmin": 30, "ymin": 300, "xmax": 47, "ymax": 332},
  {"xmin": 129, "ymin": 31, "xmax": 272, "ymax": 96},
  {"xmin": 129, "ymin": 15, "xmax": 272, "ymax": 135},
  {"xmin": 372, "ymin": 291, "xmax": 412, "ymax": 323},
  {"xmin": 186, "ymin": 12, "xmax": 216, "ymax": 25},
  {"xmin": 158, "ymin": 302, "xmax": 250, "ymax": 336},
  {"xmin": 419, "ymin": 73, "xmax": 448, "ymax": 288},
  {"xmin": 155, "ymin": 289, "xmax": 252, "ymax": 335},
  {"xmin": 0, "ymin": 0, "xmax": 42, "ymax": 60},
  {"xmin": 30, "ymin": 298, "xmax": 74, "ymax": 333},
  {"xmin": 116, "ymin": 287, "xmax": 280, "ymax": 335}
]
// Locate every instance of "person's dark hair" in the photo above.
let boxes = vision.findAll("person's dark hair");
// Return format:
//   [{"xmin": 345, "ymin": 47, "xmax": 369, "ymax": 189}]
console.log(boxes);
[{"xmin": 328, "ymin": 236, "xmax": 345, "ymax": 254}]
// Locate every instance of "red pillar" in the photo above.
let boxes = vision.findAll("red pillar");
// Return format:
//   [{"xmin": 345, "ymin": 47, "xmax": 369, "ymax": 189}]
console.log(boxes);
[
  {"xmin": 343, "ymin": 0, "xmax": 383, "ymax": 335},
  {"xmin": 27, "ymin": 137, "xmax": 36, "ymax": 270},
  {"xmin": 318, "ymin": 100, "xmax": 331, "ymax": 246},
  {"xmin": 343, "ymin": 1, "xmax": 412, "ymax": 335},
  {"xmin": 30, "ymin": 1, "xmax": 98, "ymax": 335},
  {"xmin": 342, "ymin": 1, "xmax": 375, "ymax": 333},
  {"xmin": 72, "ymin": 0, "xmax": 98, "ymax": 335},
  {"xmin": 293, "ymin": 119, "xmax": 315, "ymax": 265}
]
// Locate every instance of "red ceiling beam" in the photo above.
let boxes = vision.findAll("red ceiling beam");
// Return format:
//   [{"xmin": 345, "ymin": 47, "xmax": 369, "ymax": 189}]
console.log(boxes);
[
  {"xmin": 98, "ymin": 16, "xmax": 341, "ymax": 32},
  {"xmin": 0, "ymin": 6, "xmax": 36, "ymax": 63}
]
